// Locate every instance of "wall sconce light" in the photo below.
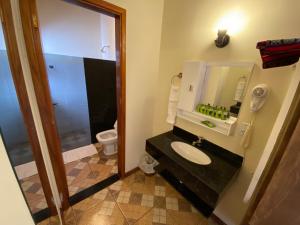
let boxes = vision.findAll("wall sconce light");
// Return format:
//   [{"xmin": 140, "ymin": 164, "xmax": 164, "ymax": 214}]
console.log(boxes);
[
  {"xmin": 214, "ymin": 10, "xmax": 246, "ymax": 48},
  {"xmin": 215, "ymin": 29, "xmax": 230, "ymax": 48}
]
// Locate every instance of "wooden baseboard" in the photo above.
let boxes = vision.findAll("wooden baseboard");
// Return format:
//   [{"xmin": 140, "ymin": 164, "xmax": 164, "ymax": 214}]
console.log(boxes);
[
  {"xmin": 209, "ymin": 214, "xmax": 227, "ymax": 225},
  {"xmin": 124, "ymin": 167, "xmax": 139, "ymax": 177}
]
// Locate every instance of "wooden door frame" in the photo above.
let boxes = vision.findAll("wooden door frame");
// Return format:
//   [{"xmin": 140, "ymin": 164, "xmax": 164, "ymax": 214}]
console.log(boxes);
[
  {"xmin": 19, "ymin": 0, "xmax": 126, "ymax": 209},
  {"xmin": 242, "ymin": 82, "xmax": 300, "ymax": 224},
  {"xmin": 0, "ymin": 0, "xmax": 56, "ymax": 214}
]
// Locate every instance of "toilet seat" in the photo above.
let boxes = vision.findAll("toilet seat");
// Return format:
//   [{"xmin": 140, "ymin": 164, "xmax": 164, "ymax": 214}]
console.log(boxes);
[
  {"xmin": 96, "ymin": 129, "xmax": 117, "ymax": 143},
  {"xmin": 96, "ymin": 121, "xmax": 118, "ymax": 156}
]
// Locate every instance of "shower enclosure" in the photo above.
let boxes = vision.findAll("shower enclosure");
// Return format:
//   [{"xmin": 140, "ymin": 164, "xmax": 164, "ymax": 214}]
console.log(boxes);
[
  {"xmin": 45, "ymin": 54, "xmax": 91, "ymax": 152},
  {"xmin": 0, "ymin": 19, "xmax": 52, "ymax": 219}
]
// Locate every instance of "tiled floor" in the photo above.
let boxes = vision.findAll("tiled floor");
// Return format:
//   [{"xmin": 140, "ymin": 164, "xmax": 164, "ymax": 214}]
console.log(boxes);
[
  {"xmin": 60, "ymin": 129, "xmax": 91, "ymax": 153},
  {"xmin": 38, "ymin": 170, "xmax": 208, "ymax": 225},
  {"xmin": 66, "ymin": 145, "xmax": 118, "ymax": 196},
  {"xmin": 20, "ymin": 174, "xmax": 48, "ymax": 213},
  {"xmin": 9, "ymin": 129, "xmax": 90, "ymax": 166},
  {"xmin": 20, "ymin": 144, "xmax": 118, "ymax": 214}
]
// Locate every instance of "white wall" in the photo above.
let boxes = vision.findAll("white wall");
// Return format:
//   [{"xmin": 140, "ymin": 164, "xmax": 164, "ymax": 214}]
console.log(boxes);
[
  {"xmin": 36, "ymin": 0, "xmax": 115, "ymax": 60},
  {"xmin": 100, "ymin": 14, "xmax": 116, "ymax": 61},
  {"xmin": 0, "ymin": 136, "xmax": 34, "ymax": 225},
  {"xmin": 104, "ymin": 0, "xmax": 164, "ymax": 171},
  {"xmin": 244, "ymin": 65, "xmax": 300, "ymax": 203},
  {"xmin": 153, "ymin": 0, "xmax": 299, "ymax": 224}
]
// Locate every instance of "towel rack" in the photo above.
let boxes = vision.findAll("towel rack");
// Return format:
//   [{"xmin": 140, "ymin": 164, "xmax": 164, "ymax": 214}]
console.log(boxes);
[{"xmin": 171, "ymin": 72, "xmax": 182, "ymax": 84}]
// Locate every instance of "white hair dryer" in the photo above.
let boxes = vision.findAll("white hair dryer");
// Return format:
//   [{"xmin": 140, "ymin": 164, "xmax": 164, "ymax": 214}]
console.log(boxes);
[
  {"xmin": 241, "ymin": 84, "xmax": 269, "ymax": 149},
  {"xmin": 250, "ymin": 84, "xmax": 269, "ymax": 112}
]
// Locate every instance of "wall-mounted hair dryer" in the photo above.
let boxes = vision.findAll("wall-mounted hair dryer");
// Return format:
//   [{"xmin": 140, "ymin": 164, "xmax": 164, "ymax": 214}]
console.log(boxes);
[
  {"xmin": 241, "ymin": 84, "xmax": 269, "ymax": 149},
  {"xmin": 250, "ymin": 84, "xmax": 269, "ymax": 112}
]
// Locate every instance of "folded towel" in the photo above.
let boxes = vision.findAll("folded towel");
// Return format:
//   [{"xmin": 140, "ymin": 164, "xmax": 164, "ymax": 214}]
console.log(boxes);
[
  {"xmin": 166, "ymin": 85, "xmax": 180, "ymax": 125},
  {"xmin": 257, "ymin": 38, "xmax": 300, "ymax": 69}
]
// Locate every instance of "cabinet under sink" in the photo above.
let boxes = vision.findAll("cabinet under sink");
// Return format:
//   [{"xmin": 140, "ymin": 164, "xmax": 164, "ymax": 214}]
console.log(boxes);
[{"xmin": 146, "ymin": 126, "xmax": 243, "ymax": 217}]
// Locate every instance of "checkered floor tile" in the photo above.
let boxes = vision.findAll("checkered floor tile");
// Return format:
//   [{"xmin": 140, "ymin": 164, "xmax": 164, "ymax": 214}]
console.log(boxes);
[
  {"xmin": 19, "ymin": 144, "xmax": 117, "ymax": 214},
  {"xmin": 38, "ymin": 169, "xmax": 208, "ymax": 225}
]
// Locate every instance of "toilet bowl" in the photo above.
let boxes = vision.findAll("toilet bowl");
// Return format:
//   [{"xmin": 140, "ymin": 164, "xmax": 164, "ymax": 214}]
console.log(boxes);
[{"xmin": 96, "ymin": 121, "xmax": 118, "ymax": 156}]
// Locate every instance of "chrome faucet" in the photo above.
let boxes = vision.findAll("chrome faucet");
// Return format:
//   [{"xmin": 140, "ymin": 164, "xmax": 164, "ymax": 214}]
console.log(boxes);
[{"xmin": 192, "ymin": 136, "xmax": 204, "ymax": 146}]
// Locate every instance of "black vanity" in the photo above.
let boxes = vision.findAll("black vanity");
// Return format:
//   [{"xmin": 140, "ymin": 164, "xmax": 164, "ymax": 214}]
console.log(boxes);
[{"xmin": 146, "ymin": 126, "xmax": 243, "ymax": 217}]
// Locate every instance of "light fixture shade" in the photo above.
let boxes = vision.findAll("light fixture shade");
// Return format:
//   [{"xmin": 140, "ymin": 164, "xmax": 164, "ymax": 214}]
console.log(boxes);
[{"xmin": 215, "ymin": 30, "xmax": 230, "ymax": 48}]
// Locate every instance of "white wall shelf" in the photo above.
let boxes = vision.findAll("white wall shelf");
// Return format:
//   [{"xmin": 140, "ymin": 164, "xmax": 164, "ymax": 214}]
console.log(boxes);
[{"xmin": 177, "ymin": 109, "xmax": 237, "ymax": 136}]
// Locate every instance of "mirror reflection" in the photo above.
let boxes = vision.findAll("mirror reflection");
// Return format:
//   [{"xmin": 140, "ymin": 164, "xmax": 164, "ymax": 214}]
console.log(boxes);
[{"xmin": 201, "ymin": 64, "xmax": 253, "ymax": 117}]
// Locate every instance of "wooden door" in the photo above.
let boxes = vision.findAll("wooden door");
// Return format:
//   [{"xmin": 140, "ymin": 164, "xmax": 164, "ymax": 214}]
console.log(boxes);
[
  {"xmin": 250, "ymin": 118, "xmax": 300, "ymax": 225},
  {"xmin": 19, "ymin": 0, "xmax": 126, "ymax": 211},
  {"xmin": 0, "ymin": 0, "xmax": 58, "ymax": 222}
]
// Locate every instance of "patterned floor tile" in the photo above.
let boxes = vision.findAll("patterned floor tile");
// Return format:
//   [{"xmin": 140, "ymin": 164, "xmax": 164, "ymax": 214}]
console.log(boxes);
[
  {"xmin": 73, "ymin": 188, "xmax": 112, "ymax": 212},
  {"xmin": 75, "ymin": 199, "xmax": 127, "ymax": 225},
  {"xmin": 62, "ymin": 207, "xmax": 77, "ymax": 225},
  {"xmin": 21, "ymin": 180, "xmax": 34, "ymax": 191},
  {"xmin": 134, "ymin": 208, "xmax": 173, "ymax": 225},
  {"xmin": 49, "ymin": 215, "xmax": 60, "ymax": 225},
  {"xmin": 19, "ymin": 144, "xmax": 118, "ymax": 214},
  {"xmin": 68, "ymin": 163, "xmax": 91, "ymax": 185},
  {"xmin": 108, "ymin": 172, "xmax": 157, "ymax": 222},
  {"xmin": 38, "ymin": 169, "xmax": 207, "ymax": 225},
  {"xmin": 22, "ymin": 188, "xmax": 48, "ymax": 213},
  {"xmin": 118, "ymin": 203, "xmax": 151, "ymax": 223},
  {"xmin": 141, "ymin": 194, "xmax": 154, "ymax": 208},
  {"xmin": 116, "ymin": 191, "xmax": 132, "ymax": 203},
  {"xmin": 21, "ymin": 165, "xmax": 208, "ymax": 225},
  {"xmin": 88, "ymin": 163, "xmax": 115, "ymax": 183}
]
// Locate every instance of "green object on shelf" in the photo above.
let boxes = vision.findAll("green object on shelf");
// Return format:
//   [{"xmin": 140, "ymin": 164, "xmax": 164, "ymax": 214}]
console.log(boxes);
[
  {"xmin": 196, "ymin": 103, "xmax": 203, "ymax": 112},
  {"xmin": 201, "ymin": 120, "xmax": 216, "ymax": 128},
  {"xmin": 195, "ymin": 103, "xmax": 230, "ymax": 120}
]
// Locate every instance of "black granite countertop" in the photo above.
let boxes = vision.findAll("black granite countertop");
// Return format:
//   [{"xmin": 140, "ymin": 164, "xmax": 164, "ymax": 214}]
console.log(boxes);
[{"xmin": 146, "ymin": 127, "xmax": 243, "ymax": 195}]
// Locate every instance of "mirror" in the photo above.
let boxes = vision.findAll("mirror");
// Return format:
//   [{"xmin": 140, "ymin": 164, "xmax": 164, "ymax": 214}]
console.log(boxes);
[{"xmin": 200, "ymin": 63, "xmax": 253, "ymax": 117}]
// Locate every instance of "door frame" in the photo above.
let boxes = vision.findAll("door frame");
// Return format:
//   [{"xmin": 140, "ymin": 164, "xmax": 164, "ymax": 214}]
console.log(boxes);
[
  {"xmin": 19, "ymin": 0, "xmax": 126, "ymax": 209},
  {"xmin": 0, "ymin": 0, "xmax": 55, "ymax": 215}
]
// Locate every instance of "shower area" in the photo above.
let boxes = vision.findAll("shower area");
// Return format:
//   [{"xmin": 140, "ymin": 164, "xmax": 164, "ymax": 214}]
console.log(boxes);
[
  {"xmin": 2, "ymin": 52, "xmax": 117, "ymax": 167},
  {"xmin": 0, "ymin": 0, "xmax": 118, "ymax": 216},
  {"xmin": 0, "ymin": 51, "xmax": 33, "ymax": 166},
  {"xmin": 46, "ymin": 54, "xmax": 91, "ymax": 154},
  {"xmin": 0, "ymin": 53, "xmax": 93, "ymax": 167}
]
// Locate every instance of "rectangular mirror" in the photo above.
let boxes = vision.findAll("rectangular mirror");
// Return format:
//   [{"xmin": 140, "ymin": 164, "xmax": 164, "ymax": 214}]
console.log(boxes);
[
  {"xmin": 177, "ymin": 61, "xmax": 254, "ymax": 135},
  {"xmin": 200, "ymin": 62, "xmax": 254, "ymax": 117}
]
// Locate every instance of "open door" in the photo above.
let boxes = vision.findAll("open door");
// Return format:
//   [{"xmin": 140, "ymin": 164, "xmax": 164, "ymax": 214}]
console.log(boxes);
[
  {"xmin": 0, "ymin": 0, "xmax": 60, "ymax": 223},
  {"xmin": 19, "ymin": 0, "xmax": 126, "ymax": 215},
  {"xmin": 250, "ymin": 117, "xmax": 300, "ymax": 225}
]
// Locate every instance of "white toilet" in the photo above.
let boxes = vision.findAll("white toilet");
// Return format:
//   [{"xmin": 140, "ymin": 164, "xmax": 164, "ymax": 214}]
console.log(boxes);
[{"xmin": 96, "ymin": 121, "xmax": 118, "ymax": 156}]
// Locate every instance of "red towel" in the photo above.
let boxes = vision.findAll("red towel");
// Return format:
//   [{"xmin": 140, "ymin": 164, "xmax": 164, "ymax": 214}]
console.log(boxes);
[{"xmin": 256, "ymin": 38, "xmax": 300, "ymax": 69}]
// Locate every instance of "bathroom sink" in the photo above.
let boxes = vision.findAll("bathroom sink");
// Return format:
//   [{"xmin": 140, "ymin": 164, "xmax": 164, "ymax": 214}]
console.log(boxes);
[{"xmin": 171, "ymin": 142, "xmax": 211, "ymax": 165}]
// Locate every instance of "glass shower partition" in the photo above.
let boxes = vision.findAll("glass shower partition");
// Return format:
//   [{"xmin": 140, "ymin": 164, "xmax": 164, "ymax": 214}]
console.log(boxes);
[{"xmin": 0, "ymin": 23, "xmax": 50, "ymax": 217}]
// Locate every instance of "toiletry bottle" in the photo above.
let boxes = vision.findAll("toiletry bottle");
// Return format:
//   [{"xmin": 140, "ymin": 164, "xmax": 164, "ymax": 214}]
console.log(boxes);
[
  {"xmin": 205, "ymin": 104, "xmax": 210, "ymax": 115},
  {"xmin": 196, "ymin": 103, "xmax": 202, "ymax": 112},
  {"xmin": 216, "ymin": 106, "xmax": 222, "ymax": 119},
  {"xmin": 212, "ymin": 106, "xmax": 217, "ymax": 117},
  {"xmin": 224, "ymin": 107, "xmax": 229, "ymax": 119},
  {"xmin": 202, "ymin": 105, "xmax": 205, "ymax": 114},
  {"xmin": 221, "ymin": 107, "xmax": 226, "ymax": 120}
]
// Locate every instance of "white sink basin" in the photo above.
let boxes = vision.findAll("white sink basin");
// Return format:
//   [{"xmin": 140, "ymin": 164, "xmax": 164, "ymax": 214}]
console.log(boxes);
[{"xmin": 171, "ymin": 141, "xmax": 211, "ymax": 165}]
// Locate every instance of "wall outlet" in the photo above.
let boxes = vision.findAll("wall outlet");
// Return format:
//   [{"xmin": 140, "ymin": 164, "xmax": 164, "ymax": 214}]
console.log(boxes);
[{"xmin": 239, "ymin": 122, "xmax": 250, "ymax": 136}]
